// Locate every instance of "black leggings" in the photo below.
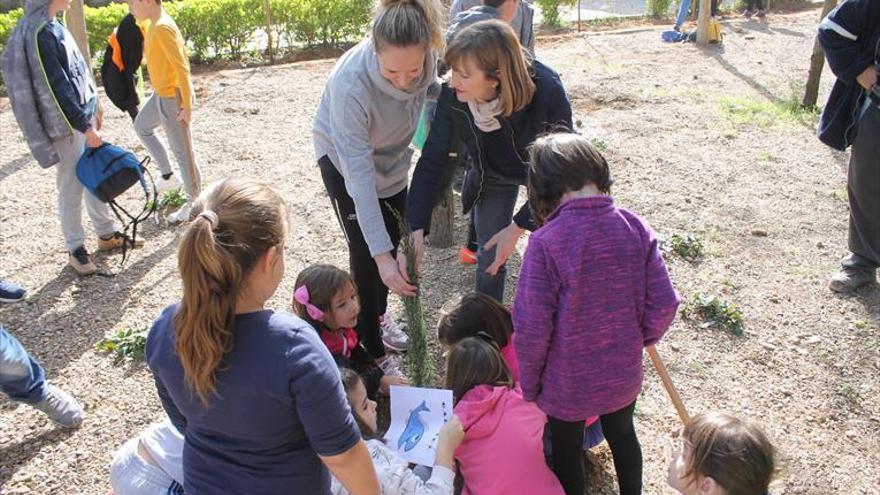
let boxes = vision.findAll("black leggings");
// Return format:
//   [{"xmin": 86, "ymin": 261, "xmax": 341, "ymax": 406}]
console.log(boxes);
[
  {"xmin": 319, "ymin": 156, "xmax": 405, "ymax": 359},
  {"xmin": 548, "ymin": 400, "xmax": 642, "ymax": 495}
]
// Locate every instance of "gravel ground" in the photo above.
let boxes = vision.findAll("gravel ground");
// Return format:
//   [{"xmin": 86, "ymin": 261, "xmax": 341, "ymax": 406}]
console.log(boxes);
[{"xmin": 1, "ymin": 7, "xmax": 878, "ymax": 494}]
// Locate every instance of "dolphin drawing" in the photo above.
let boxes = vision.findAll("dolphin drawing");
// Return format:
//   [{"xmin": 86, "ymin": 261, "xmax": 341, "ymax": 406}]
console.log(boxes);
[{"xmin": 397, "ymin": 401, "xmax": 430, "ymax": 452}]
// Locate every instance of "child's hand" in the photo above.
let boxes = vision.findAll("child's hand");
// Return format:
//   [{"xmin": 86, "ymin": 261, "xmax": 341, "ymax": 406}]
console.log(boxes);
[
  {"xmin": 379, "ymin": 375, "xmax": 410, "ymax": 396},
  {"xmin": 178, "ymin": 107, "xmax": 192, "ymax": 124},
  {"xmin": 434, "ymin": 415, "xmax": 465, "ymax": 469},
  {"xmin": 85, "ymin": 127, "xmax": 103, "ymax": 148}
]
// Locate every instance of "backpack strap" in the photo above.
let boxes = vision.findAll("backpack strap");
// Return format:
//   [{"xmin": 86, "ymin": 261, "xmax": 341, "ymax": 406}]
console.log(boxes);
[{"xmin": 107, "ymin": 156, "xmax": 157, "ymax": 264}]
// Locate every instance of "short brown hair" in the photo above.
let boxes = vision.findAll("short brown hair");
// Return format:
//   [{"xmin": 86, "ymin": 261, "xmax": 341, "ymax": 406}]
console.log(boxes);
[
  {"xmin": 527, "ymin": 132, "xmax": 613, "ymax": 225},
  {"xmin": 437, "ymin": 292, "xmax": 512, "ymax": 348},
  {"xmin": 445, "ymin": 337, "xmax": 514, "ymax": 402},
  {"xmin": 445, "ymin": 19, "xmax": 535, "ymax": 117},
  {"xmin": 682, "ymin": 412, "xmax": 776, "ymax": 495}
]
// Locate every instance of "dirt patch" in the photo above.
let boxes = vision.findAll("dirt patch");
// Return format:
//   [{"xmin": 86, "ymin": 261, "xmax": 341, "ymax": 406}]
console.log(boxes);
[{"xmin": 1, "ymin": 7, "xmax": 878, "ymax": 494}]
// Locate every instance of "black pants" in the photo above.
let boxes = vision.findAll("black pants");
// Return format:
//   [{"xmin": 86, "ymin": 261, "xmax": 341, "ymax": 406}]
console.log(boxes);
[
  {"xmin": 548, "ymin": 400, "xmax": 642, "ymax": 495},
  {"xmin": 846, "ymin": 104, "xmax": 880, "ymax": 269},
  {"xmin": 319, "ymin": 156, "xmax": 405, "ymax": 359}
]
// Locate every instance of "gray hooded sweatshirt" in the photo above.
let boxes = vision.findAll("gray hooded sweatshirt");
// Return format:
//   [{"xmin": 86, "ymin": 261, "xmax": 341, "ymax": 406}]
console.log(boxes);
[
  {"xmin": 1, "ymin": 0, "xmax": 95, "ymax": 167},
  {"xmin": 313, "ymin": 38, "xmax": 438, "ymax": 257},
  {"xmin": 449, "ymin": 0, "xmax": 535, "ymax": 54}
]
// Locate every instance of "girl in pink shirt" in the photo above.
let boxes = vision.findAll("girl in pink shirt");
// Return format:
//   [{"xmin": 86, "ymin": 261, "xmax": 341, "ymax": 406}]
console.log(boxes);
[
  {"xmin": 446, "ymin": 336, "xmax": 564, "ymax": 495},
  {"xmin": 438, "ymin": 293, "xmax": 604, "ymax": 450}
]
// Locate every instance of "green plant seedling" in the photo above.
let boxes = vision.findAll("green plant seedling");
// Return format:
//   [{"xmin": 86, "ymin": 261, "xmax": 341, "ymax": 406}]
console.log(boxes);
[
  {"xmin": 96, "ymin": 326, "xmax": 149, "ymax": 363},
  {"xmin": 686, "ymin": 292, "xmax": 744, "ymax": 336}
]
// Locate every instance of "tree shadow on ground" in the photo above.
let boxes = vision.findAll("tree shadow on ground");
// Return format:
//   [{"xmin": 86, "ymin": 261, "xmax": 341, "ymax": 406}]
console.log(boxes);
[
  {"xmin": 0, "ymin": 426, "xmax": 76, "ymax": 487},
  {"xmin": 0, "ymin": 153, "xmax": 33, "ymax": 183},
  {"xmin": 0, "ymin": 236, "xmax": 177, "ymax": 377}
]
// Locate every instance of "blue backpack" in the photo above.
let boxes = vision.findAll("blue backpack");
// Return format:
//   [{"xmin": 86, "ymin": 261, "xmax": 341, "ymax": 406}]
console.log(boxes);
[{"xmin": 76, "ymin": 143, "xmax": 157, "ymax": 261}]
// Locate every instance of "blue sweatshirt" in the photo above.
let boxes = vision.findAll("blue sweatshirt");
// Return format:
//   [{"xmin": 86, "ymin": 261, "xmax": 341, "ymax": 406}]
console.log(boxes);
[
  {"xmin": 817, "ymin": 0, "xmax": 880, "ymax": 150},
  {"xmin": 36, "ymin": 20, "xmax": 97, "ymax": 134},
  {"xmin": 146, "ymin": 305, "xmax": 361, "ymax": 494}
]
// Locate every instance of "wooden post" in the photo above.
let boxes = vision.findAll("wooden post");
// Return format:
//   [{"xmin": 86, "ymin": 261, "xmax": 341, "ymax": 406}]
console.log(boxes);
[
  {"xmin": 647, "ymin": 345, "xmax": 690, "ymax": 425},
  {"xmin": 263, "ymin": 0, "xmax": 275, "ymax": 63},
  {"xmin": 577, "ymin": 0, "xmax": 581, "ymax": 32},
  {"xmin": 802, "ymin": 0, "xmax": 838, "ymax": 108},
  {"xmin": 66, "ymin": 0, "xmax": 92, "ymax": 63},
  {"xmin": 696, "ymin": 0, "xmax": 711, "ymax": 45},
  {"xmin": 429, "ymin": 187, "xmax": 455, "ymax": 248}
]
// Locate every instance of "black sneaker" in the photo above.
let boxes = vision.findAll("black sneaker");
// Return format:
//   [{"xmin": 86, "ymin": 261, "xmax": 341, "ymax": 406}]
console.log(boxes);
[
  {"xmin": 828, "ymin": 266, "xmax": 876, "ymax": 293},
  {"xmin": 68, "ymin": 246, "xmax": 97, "ymax": 276}
]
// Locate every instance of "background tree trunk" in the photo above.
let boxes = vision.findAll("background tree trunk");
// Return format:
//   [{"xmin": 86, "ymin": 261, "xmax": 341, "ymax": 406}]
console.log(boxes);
[
  {"xmin": 429, "ymin": 187, "xmax": 455, "ymax": 248},
  {"xmin": 802, "ymin": 0, "xmax": 838, "ymax": 108}
]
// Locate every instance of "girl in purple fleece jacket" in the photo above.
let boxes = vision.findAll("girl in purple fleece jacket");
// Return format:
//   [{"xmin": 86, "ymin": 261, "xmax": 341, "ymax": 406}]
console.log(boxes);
[{"xmin": 512, "ymin": 133, "xmax": 680, "ymax": 495}]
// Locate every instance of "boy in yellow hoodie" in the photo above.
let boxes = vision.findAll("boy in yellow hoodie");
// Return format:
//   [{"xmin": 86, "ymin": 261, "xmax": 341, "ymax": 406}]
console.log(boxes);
[{"xmin": 129, "ymin": 0, "xmax": 200, "ymax": 223}]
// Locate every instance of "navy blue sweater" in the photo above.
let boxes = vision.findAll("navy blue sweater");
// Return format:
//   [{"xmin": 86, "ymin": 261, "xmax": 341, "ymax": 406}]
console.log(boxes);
[
  {"xmin": 37, "ymin": 20, "xmax": 97, "ymax": 134},
  {"xmin": 407, "ymin": 60, "xmax": 573, "ymax": 234},
  {"xmin": 817, "ymin": 0, "xmax": 880, "ymax": 150}
]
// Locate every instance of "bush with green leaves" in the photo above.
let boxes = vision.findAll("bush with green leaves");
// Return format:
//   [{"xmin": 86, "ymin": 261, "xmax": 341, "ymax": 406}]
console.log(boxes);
[
  {"xmin": 647, "ymin": 0, "xmax": 673, "ymax": 18},
  {"xmin": 83, "ymin": 2, "xmax": 128, "ymax": 59},
  {"xmin": 535, "ymin": 0, "xmax": 577, "ymax": 27}
]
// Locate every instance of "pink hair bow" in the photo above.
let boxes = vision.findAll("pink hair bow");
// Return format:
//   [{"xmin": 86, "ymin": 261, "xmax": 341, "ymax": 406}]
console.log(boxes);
[{"xmin": 294, "ymin": 285, "xmax": 324, "ymax": 321}]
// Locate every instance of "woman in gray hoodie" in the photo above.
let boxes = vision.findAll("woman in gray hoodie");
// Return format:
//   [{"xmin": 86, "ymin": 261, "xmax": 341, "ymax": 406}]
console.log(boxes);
[{"xmin": 312, "ymin": 0, "xmax": 445, "ymax": 364}]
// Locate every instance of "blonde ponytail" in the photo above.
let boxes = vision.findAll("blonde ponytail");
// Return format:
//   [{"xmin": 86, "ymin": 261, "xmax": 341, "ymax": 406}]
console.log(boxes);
[
  {"xmin": 373, "ymin": 0, "xmax": 445, "ymax": 54},
  {"xmin": 174, "ymin": 178, "xmax": 286, "ymax": 405}
]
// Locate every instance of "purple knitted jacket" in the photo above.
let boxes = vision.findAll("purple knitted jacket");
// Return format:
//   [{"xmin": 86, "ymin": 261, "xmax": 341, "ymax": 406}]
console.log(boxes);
[{"xmin": 512, "ymin": 196, "xmax": 680, "ymax": 421}]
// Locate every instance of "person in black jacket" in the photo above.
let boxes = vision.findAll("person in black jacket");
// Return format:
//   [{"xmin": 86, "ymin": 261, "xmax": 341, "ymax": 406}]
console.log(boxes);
[
  {"xmin": 817, "ymin": 0, "xmax": 880, "ymax": 292},
  {"xmin": 405, "ymin": 20, "xmax": 573, "ymax": 302},
  {"xmin": 100, "ymin": 13, "xmax": 143, "ymax": 120}
]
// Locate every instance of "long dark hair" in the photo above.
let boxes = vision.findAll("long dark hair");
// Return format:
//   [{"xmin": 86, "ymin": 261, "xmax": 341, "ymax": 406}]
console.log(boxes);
[
  {"xmin": 437, "ymin": 292, "xmax": 512, "ymax": 348},
  {"xmin": 527, "ymin": 132, "xmax": 613, "ymax": 225},
  {"xmin": 339, "ymin": 368, "xmax": 382, "ymax": 440},
  {"xmin": 445, "ymin": 337, "xmax": 514, "ymax": 403}
]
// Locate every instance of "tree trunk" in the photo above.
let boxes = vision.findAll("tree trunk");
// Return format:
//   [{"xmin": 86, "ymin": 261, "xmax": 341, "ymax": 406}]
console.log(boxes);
[
  {"xmin": 696, "ymin": 0, "xmax": 711, "ymax": 45},
  {"xmin": 263, "ymin": 0, "xmax": 274, "ymax": 63},
  {"xmin": 66, "ymin": 0, "xmax": 91, "ymax": 63},
  {"xmin": 803, "ymin": 0, "xmax": 838, "ymax": 108},
  {"xmin": 429, "ymin": 186, "xmax": 455, "ymax": 248}
]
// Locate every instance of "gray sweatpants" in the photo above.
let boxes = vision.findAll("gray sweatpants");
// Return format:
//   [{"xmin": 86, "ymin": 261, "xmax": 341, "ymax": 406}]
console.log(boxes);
[
  {"xmin": 844, "ymin": 103, "xmax": 880, "ymax": 270},
  {"xmin": 134, "ymin": 94, "xmax": 200, "ymax": 200},
  {"xmin": 52, "ymin": 121, "xmax": 117, "ymax": 252}
]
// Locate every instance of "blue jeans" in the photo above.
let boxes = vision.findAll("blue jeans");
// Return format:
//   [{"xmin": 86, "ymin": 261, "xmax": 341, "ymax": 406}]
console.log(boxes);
[
  {"xmin": 473, "ymin": 177, "xmax": 520, "ymax": 301},
  {"xmin": 0, "ymin": 325, "xmax": 47, "ymax": 404}
]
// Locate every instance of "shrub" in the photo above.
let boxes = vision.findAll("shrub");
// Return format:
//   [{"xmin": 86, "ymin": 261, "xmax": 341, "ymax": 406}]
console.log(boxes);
[
  {"xmin": 535, "ymin": 0, "xmax": 577, "ymax": 28},
  {"xmin": 83, "ymin": 2, "xmax": 128, "ymax": 59},
  {"xmin": 647, "ymin": 0, "xmax": 674, "ymax": 18}
]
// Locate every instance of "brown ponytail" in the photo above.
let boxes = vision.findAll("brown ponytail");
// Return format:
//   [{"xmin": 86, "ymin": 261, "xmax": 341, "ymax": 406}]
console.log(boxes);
[
  {"xmin": 173, "ymin": 178, "xmax": 287, "ymax": 405},
  {"xmin": 373, "ymin": 0, "xmax": 445, "ymax": 54}
]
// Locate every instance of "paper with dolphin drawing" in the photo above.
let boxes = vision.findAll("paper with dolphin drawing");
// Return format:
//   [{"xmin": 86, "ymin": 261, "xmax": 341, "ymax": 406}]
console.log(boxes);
[{"xmin": 386, "ymin": 385, "xmax": 454, "ymax": 466}]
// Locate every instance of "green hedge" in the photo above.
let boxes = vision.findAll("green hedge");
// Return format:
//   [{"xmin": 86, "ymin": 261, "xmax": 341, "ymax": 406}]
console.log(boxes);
[
  {"xmin": 535, "ymin": 0, "xmax": 577, "ymax": 27},
  {"xmin": 0, "ymin": 0, "xmax": 371, "ymax": 69}
]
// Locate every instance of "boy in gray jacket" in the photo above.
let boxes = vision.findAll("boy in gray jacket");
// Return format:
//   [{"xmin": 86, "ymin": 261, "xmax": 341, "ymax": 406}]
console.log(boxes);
[{"xmin": 2, "ymin": 0, "xmax": 141, "ymax": 275}]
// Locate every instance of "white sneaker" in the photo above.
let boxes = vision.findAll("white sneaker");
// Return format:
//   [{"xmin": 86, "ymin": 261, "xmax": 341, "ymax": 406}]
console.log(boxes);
[
  {"xmin": 379, "ymin": 354, "xmax": 404, "ymax": 377},
  {"xmin": 32, "ymin": 384, "xmax": 84, "ymax": 428},
  {"xmin": 380, "ymin": 312, "xmax": 408, "ymax": 352},
  {"xmin": 167, "ymin": 202, "xmax": 192, "ymax": 224},
  {"xmin": 155, "ymin": 174, "xmax": 182, "ymax": 194}
]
